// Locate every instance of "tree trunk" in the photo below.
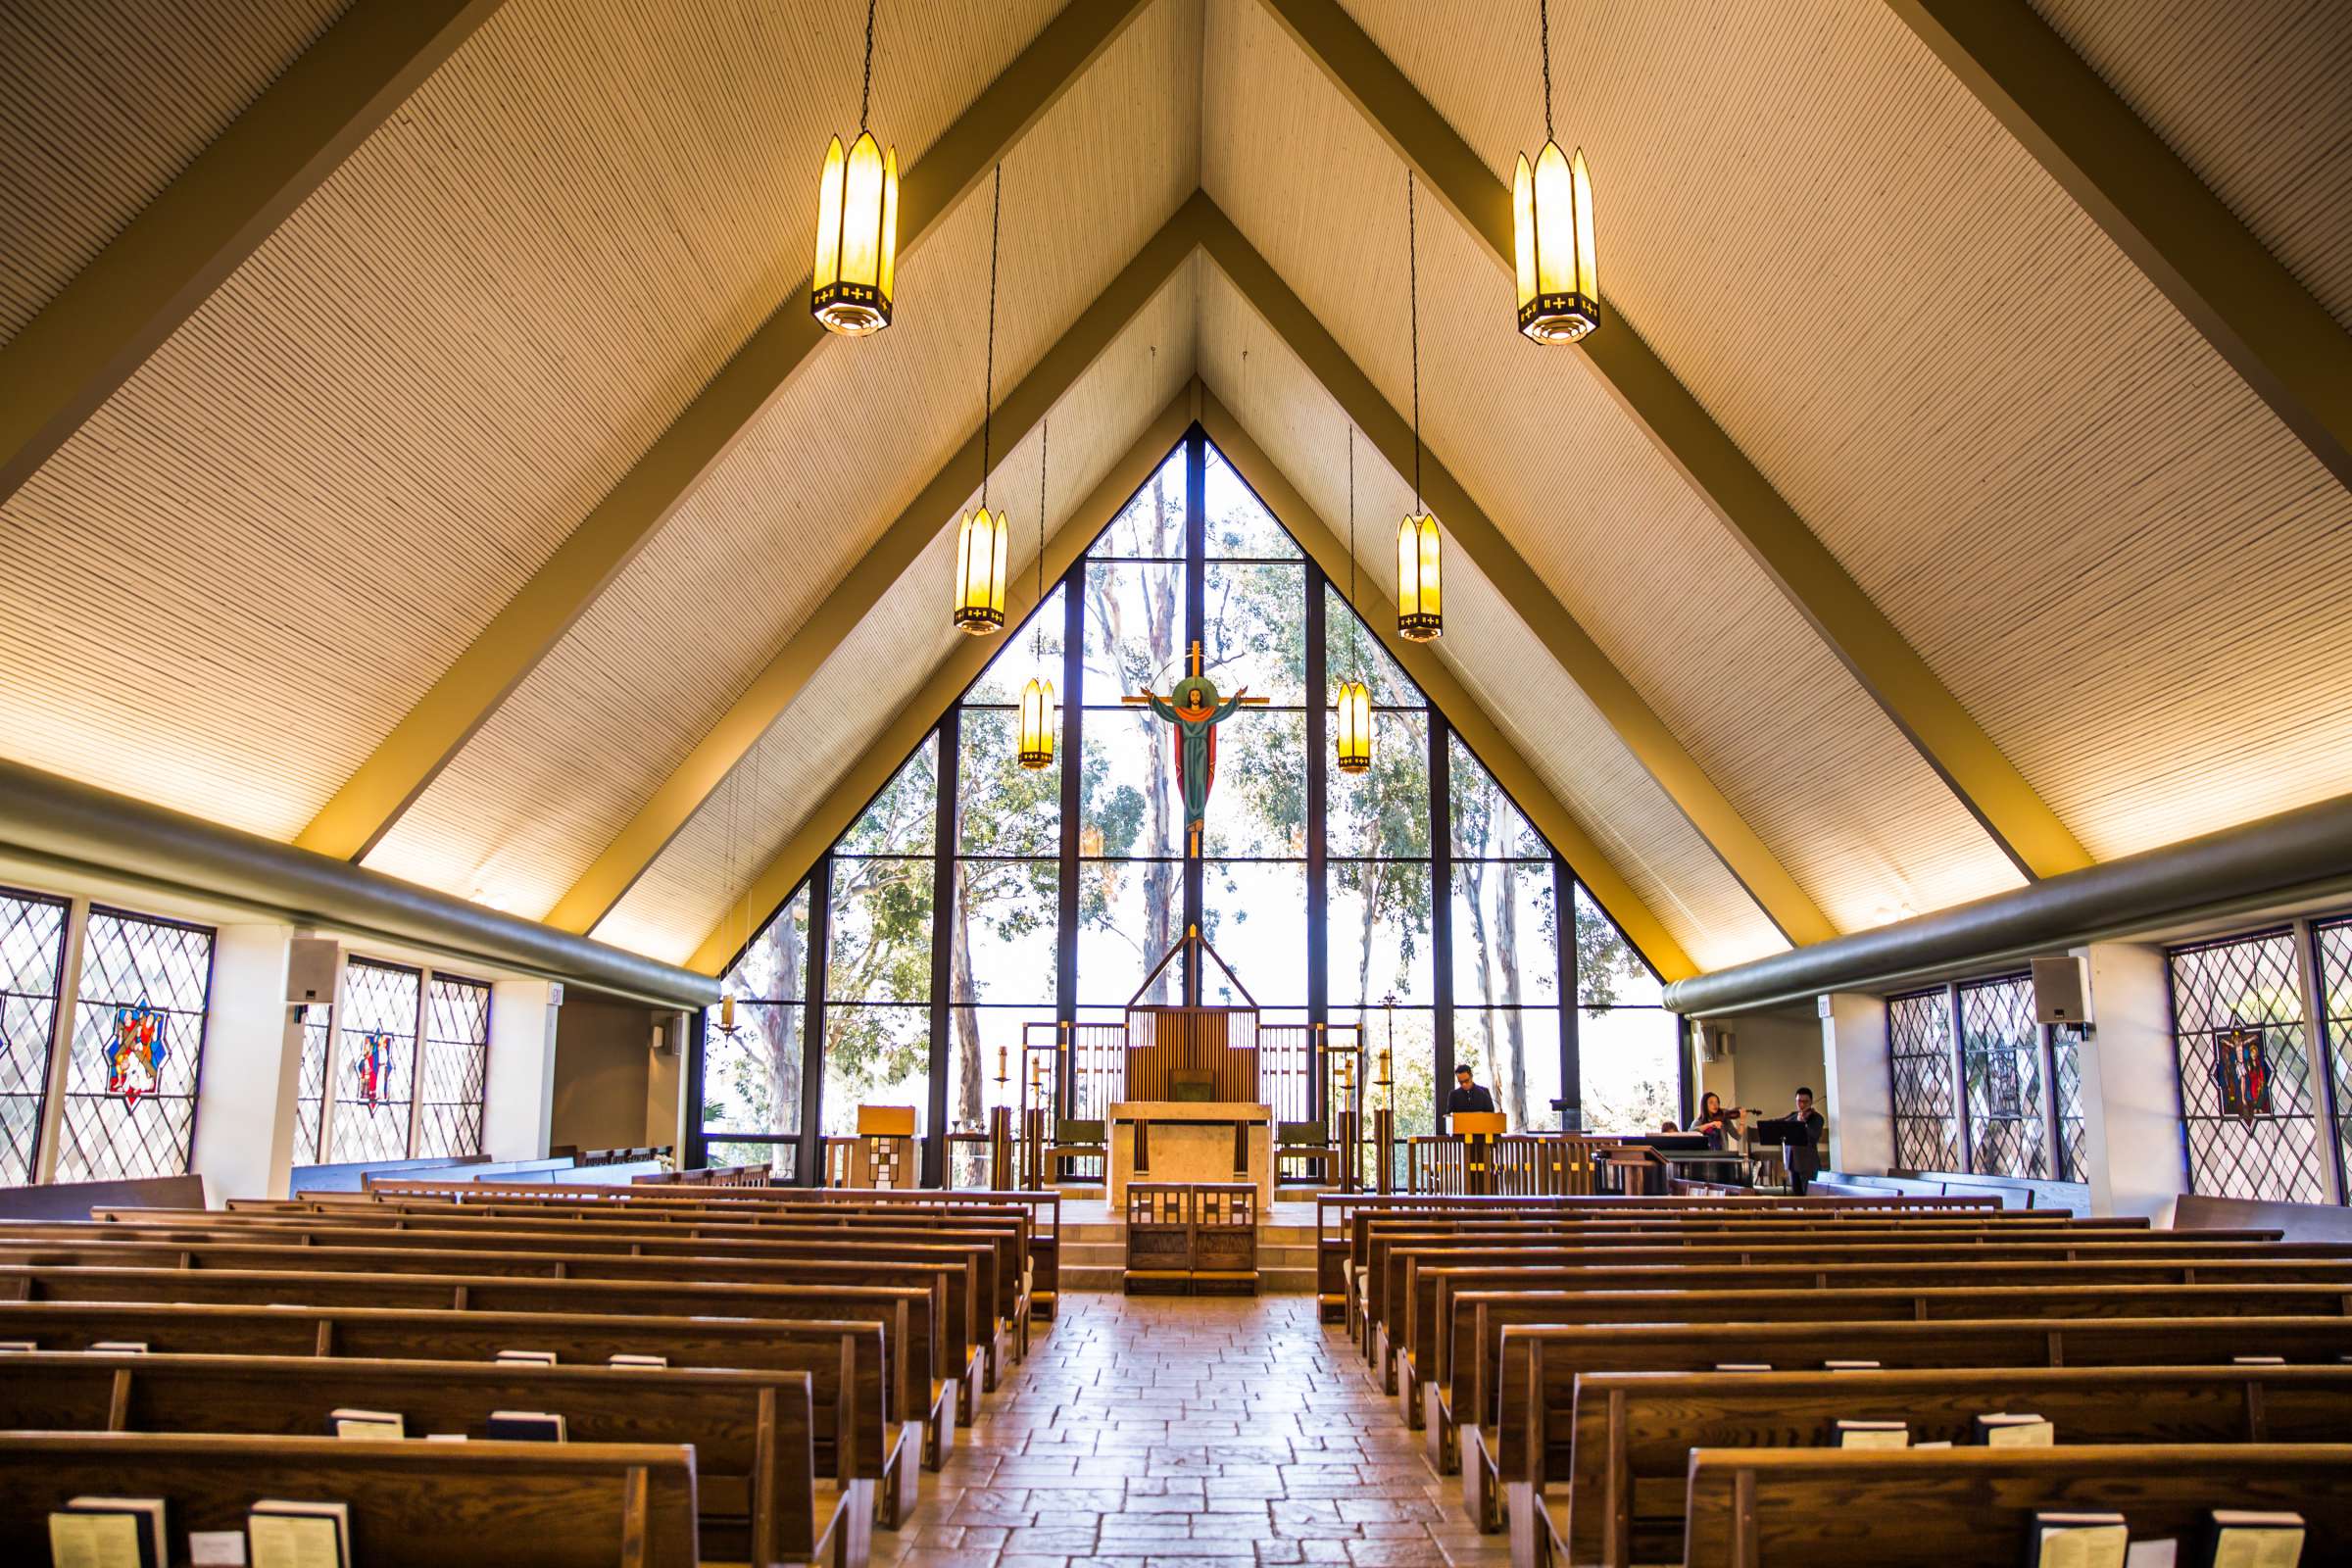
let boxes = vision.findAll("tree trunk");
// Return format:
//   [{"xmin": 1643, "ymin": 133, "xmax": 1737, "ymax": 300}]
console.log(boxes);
[
  {"xmin": 1494, "ymin": 860, "xmax": 1529, "ymax": 1129},
  {"xmin": 760, "ymin": 912, "xmax": 806, "ymax": 1137},
  {"xmin": 951, "ymin": 861, "xmax": 983, "ymax": 1129}
]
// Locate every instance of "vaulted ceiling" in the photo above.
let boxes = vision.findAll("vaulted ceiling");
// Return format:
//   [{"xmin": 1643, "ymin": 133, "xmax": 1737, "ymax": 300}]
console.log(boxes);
[{"xmin": 2, "ymin": 0, "xmax": 2346, "ymax": 980}]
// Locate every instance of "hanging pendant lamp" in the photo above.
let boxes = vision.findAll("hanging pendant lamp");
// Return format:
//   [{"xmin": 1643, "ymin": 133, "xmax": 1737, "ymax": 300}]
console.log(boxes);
[
  {"xmin": 1397, "ymin": 174, "xmax": 1443, "ymax": 643},
  {"xmin": 954, "ymin": 165, "xmax": 1010, "ymax": 635},
  {"xmin": 811, "ymin": 0, "xmax": 899, "ymax": 336},
  {"xmin": 1018, "ymin": 422, "xmax": 1056, "ymax": 768},
  {"xmin": 1336, "ymin": 428, "xmax": 1373, "ymax": 775},
  {"xmin": 1512, "ymin": 0, "xmax": 1598, "ymax": 344}
]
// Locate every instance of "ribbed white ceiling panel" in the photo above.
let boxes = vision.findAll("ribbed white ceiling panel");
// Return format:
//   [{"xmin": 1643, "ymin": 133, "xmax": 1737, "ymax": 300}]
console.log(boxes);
[
  {"xmin": 2033, "ymin": 0, "xmax": 2352, "ymax": 331},
  {"xmin": 0, "ymin": 0, "xmax": 349, "ymax": 344},
  {"xmin": 1197, "ymin": 266, "xmax": 1789, "ymax": 970},
  {"xmin": 1332, "ymin": 0, "xmax": 2352, "ymax": 867},
  {"xmin": 1207, "ymin": 0, "xmax": 2019, "ymax": 936},
  {"xmin": 594, "ymin": 265, "xmax": 1200, "ymax": 964},
  {"xmin": 371, "ymin": 0, "xmax": 1204, "ymax": 921},
  {"xmin": 0, "ymin": 0, "xmax": 1062, "ymax": 841}
]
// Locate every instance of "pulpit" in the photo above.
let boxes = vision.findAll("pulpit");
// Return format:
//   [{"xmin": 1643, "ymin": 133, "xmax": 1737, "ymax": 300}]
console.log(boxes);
[{"xmin": 847, "ymin": 1103, "xmax": 917, "ymax": 1189}]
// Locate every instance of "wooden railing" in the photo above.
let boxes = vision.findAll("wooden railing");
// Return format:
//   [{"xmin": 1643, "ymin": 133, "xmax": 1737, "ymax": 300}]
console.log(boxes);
[{"xmin": 1406, "ymin": 1134, "xmax": 1614, "ymax": 1195}]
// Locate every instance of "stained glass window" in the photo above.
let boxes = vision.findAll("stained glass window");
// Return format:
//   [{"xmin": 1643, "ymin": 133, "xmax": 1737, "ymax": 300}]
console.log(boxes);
[
  {"xmin": 0, "ymin": 888, "xmax": 70, "ymax": 1184},
  {"xmin": 1888, "ymin": 988, "xmax": 1959, "ymax": 1171},
  {"xmin": 417, "ymin": 974, "xmax": 490, "ymax": 1159},
  {"xmin": 329, "ymin": 958, "xmax": 418, "ymax": 1164},
  {"xmin": 2168, "ymin": 931, "xmax": 2324, "ymax": 1203},
  {"xmin": 56, "ymin": 907, "xmax": 213, "ymax": 1183},
  {"xmin": 291, "ymin": 1004, "xmax": 331, "ymax": 1166},
  {"xmin": 2311, "ymin": 917, "xmax": 2352, "ymax": 1201},
  {"xmin": 1958, "ymin": 974, "xmax": 2047, "ymax": 1179},
  {"xmin": 2049, "ymin": 1026, "xmax": 2086, "ymax": 1183}
]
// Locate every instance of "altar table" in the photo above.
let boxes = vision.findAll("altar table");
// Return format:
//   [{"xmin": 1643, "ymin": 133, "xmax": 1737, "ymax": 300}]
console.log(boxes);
[{"xmin": 1108, "ymin": 1102, "xmax": 1273, "ymax": 1208}]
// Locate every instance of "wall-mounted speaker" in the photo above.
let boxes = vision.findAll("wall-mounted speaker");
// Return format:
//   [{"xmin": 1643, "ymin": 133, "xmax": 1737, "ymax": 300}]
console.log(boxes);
[
  {"xmin": 2032, "ymin": 956, "xmax": 2088, "ymax": 1025},
  {"xmin": 286, "ymin": 938, "xmax": 342, "ymax": 1004}
]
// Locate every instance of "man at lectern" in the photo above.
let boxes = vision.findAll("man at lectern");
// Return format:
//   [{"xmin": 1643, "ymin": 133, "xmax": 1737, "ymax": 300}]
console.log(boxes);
[{"xmin": 1446, "ymin": 1064, "xmax": 1495, "ymax": 1118}]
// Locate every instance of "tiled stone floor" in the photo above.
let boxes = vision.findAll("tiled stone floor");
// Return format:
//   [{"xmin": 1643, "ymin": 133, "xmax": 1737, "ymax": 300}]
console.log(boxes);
[{"xmin": 874, "ymin": 1293, "xmax": 1507, "ymax": 1567}]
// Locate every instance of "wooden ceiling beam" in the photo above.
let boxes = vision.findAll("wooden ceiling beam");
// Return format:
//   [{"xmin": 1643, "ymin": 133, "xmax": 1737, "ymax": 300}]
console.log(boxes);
[
  {"xmin": 1199, "ymin": 200, "xmax": 1834, "ymax": 950},
  {"xmin": 1886, "ymin": 0, "xmax": 2352, "ymax": 495},
  {"xmin": 684, "ymin": 392, "xmax": 1195, "ymax": 976},
  {"xmin": 0, "ymin": 0, "xmax": 509, "ymax": 508},
  {"xmin": 1198, "ymin": 387, "xmax": 1696, "ymax": 981},
  {"xmin": 1252, "ymin": 0, "xmax": 2093, "ymax": 886},
  {"xmin": 292, "ymin": 0, "xmax": 1158, "ymax": 862},
  {"xmin": 548, "ymin": 199, "xmax": 1207, "ymax": 935}
]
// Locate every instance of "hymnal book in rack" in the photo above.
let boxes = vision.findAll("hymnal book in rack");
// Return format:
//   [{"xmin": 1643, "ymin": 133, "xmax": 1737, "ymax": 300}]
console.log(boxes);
[
  {"xmin": 328, "ymin": 1407, "xmax": 405, "ymax": 1440},
  {"xmin": 88, "ymin": 1342, "xmax": 148, "ymax": 1354},
  {"xmin": 48, "ymin": 1497, "xmax": 167, "ymax": 1568},
  {"xmin": 495, "ymin": 1348, "xmax": 558, "ymax": 1366},
  {"xmin": 248, "ymin": 1500, "xmax": 351, "ymax": 1568},
  {"xmin": 1834, "ymin": 1419, "xmax": 1908, "ymax": 1449},
  {"xmin": 1976, "ymin": 1412, "xmax": 2055, "ymax": 1447},
  {"xmin": 609, "ymin": 1353, "xmax": 668, "ymax": 1369},
  {"xmin": 1713, "ymin": 1362, "xmax": 1772, "ymax": 1372},
  {"xmin": 2025, "ymin": 1511, "xmax": 2127, "ymax": 1568},
  {"xmin": 2204, "ymin": 1510, "xmax": 2305, "ymax": 1568},
  {"xmin": 485, "ymin": 1409, "xmax": 567, "ymax": 1443},
  {"xmin": 1824, "ymin": 1359, "xmax": 1882, "ymax": 1371}
]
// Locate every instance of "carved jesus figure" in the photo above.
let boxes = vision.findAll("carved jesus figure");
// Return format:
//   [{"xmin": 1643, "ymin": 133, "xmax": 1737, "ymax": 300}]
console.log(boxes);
[{"xmin": 1148, "ymin": 673, "xmax": 1247, "ymax": 847}]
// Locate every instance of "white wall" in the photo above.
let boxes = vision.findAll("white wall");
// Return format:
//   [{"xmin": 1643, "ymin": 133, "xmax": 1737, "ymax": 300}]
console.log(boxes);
[
  {"xmin": 1699, "ymin": 1008, "xmax": 1829, "ymax": 1155},
  {"xmin": 187, "ymin": 922, "xmax": 299, "ymax": 1203},
  {"xmin": 2073, "ymin": 941, "xmax": 2187, "ymax": 1222},
  {"xmin": 484, "ymin": 979, "xmax": 562, "ymax": 1161},
  {"xmin": 1819, "ymin": 992, "xmax": 1894, "ymax": 1177}
]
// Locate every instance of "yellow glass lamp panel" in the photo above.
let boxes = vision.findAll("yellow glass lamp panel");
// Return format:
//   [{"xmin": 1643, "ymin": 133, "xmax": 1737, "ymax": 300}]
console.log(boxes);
[
  {"xmin": 1018, "ymin": 676, "xmax": 1056, "ymax": 768},
  {"xmin": 1335, "ymin": 679, "xmax": 1373, "ymax": 774},
  {"xmin": 955, "ymin": 505, "xmax": 1009, "ymax": 633},
  {"xmin": 1516, "ymin": 139, "xmax": 1598, "ymax": 344},
  {"xmin": 1397, "ymin": 513, "xmax": 1441, "ymax": 642},
  {"xmin": 812, "ymin": 129, "xmax": 897, "ymax": 335}
]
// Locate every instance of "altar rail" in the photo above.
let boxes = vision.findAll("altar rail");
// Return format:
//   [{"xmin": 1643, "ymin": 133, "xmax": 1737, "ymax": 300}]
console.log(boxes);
[{"xmin": 1406, "ymin": 1134, "xmax": 1618, "ymax": 1196}]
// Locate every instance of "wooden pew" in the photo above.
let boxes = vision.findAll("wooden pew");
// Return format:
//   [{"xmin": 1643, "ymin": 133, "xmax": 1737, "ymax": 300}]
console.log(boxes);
[
  {"xmin": 0, "ymin": 1295, "xmax": 907, "ymax": 1530},
  {"xmin": 1557, "ymin": 1364, "xmax": 2352, "ymax": 1568},
  {"xmin": 0, "ymin": 1230, "xmax": 985, "ymax": 1432},
  {"xmin": 1682, "ymin": 1445, "xmax": 2352, "ymax": 1567},
  {"xmin": 0, "ymin": 1350, "xmax": 861, "ymax": 1568},
  {"xmin": 0, "ymin": 1260, "xmax": 943, "ymax": 1512},
  {"xmin": 1404, "ymin": 1247, "xmax": 2352, "ymax": 1440},
  {"xmin": 55, "ymin": 1214, "xmax": 1012, "ymax": 1396},
  {"xmin": 0, "ymin": 1431, "xmax": 703, "ymax": 1567},
  {"xmin": 1482, "ymin": 1313, "xmax": 2352, "ymax": 1542}
]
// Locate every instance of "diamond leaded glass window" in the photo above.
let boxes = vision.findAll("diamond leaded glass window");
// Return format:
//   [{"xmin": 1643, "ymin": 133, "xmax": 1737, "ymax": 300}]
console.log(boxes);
[
  {"xmin": 2168, "ymin": 931, "xmax": 2323, "ymax": 1203},
  {"xmin": 2049, "ymin": 1025, "xmax": 2087, "ymax": 1184},
  {"xmin": 1959, "ymin": 974, "xmax": 2047, "ymax": 1179},
  {"xmin": 329, "ymin": 959, "xmax": 418, "ymax": 1163},
  {"xmin": 56, "ymin": 907, "xmax": 214, "ymax": 1182},
  {"xmin": 2318, "ymin": 917, "xmax": 2352, "ymax": 1200},
  {"xmin": 292, "ymin": 1004, "xmax": 331, "ymax": 1166},
  {"xmin": 1888, "ymin": 988, "xmax": 1958, "ymax": 1171},
  {"xmin": 0, "ymin": 888, "xmax": 70, "ymax": 1184},
  {"xmin": 417, "ymin": 973, "xmax": 490, "ymax": 1159}
]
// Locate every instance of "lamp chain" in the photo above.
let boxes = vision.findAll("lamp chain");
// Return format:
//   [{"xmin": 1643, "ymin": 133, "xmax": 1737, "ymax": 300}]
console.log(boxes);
[
  {"xmin": 1408, "ymin": 172, "xmax": 1420, "ymax": 508},
  {"xmin": 982, "ymin": 162, "xmax": 1000, "ymax": 507},
  {"xmin": 858, "ymin": 0, "xmax": 878, "ymax": 130},
  {"xmin": 1034, "ymin": 419, "xmax": 1048, "ymax": 655},
  {"xmin": 1540, "ymin": 0, "xmax": 1553, "ymax": 143},
  {"xmin": 1347, "ymin": 425, "xmax": 1359, "ymax": 677}
]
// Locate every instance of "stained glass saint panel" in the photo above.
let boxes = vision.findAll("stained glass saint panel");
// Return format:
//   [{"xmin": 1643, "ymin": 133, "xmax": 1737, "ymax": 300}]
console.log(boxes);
[
  {"xmin": 57, "ymin": 907, "xmax": 213, "ymax": 1182},
  {"xmin": 328, "ymin": 959, "xmax": 418, "ymax": 1164}
]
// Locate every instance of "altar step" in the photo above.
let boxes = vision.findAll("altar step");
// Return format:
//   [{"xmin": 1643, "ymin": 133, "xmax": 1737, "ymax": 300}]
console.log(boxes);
[{"xmin": 1058, "ymin": 1221, "xmax": 1319, "ymax": 1294}]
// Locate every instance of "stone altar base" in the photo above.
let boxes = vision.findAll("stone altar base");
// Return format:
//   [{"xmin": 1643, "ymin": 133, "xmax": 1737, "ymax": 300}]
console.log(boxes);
[{"xmin": 1107, "ymin": 1101, "xmax": 1272, "ymax": 1209}]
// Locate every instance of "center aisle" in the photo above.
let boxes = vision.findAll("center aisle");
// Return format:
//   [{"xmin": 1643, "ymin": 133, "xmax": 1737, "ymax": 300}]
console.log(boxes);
[{"xmin": 890, "ymin": 1295, "xmax": 1509, "ymax": 1567}]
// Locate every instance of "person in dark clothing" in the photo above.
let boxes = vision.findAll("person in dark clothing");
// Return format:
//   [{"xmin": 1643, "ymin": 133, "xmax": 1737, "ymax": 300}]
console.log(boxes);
[
  {"xmin": 1784, "ymin": 1086, "xmax": 1826, "ymax": 1196},
  {"xmin": 1446, "ymin": 1064, "xmax": 1495, "ymax": 1120}
]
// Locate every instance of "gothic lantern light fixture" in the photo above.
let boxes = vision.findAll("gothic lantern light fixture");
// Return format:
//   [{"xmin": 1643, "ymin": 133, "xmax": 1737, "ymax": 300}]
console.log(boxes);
[
  {"xmin": 1397, "ymin": 174, "xmax": 1443, "ymax": 642},
  {"xmin": 1335, "ymin": 428, "xmax": 1374, "ymax": 775},
  {"xmin": 811, "ymin": 0, "xmax": 899, "ymax": 336},
  {"xmin": 954, "ymin": 165, "xmax": 1010, "ymax": 634},
  {"xmin": 1512, "ymin": 0, "xmax": 1598, "ymax": 344},
  {"xmin": 1017, "ymin": 423, "xmax": 1056, "ymax": 769}
]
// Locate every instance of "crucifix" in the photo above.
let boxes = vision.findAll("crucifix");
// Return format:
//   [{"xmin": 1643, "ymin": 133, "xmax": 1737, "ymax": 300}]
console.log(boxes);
[{"xmin": 1122, "ymin": 640, "xmax": 1270, "ymax": 858}]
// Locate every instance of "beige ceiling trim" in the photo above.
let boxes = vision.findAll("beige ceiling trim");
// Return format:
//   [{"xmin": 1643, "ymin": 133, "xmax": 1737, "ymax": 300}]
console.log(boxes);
[
  {"xmin": 1886, "ymin": 0, "xmax": 2352, "ymax": 494},
  {"xmin": 685, "ymin": 390, "xmax": 1195, "ymax": 976},
  {"xmin": 0, "ymin": 0, "xmax": 507, "ymax": 508},
  {"xmin": 1199, "ymin": 386, "xmax": 1696, "ymax": 982},
  {"xmin": 547, "ymin": 195, "xmax": 1208, "ymax": 935},
  {"xmin": 1250, "ymin": 0, "xmax": 2091, "ymax": 888},
  {"xmin": 292, "ymin": 0, "xmax": 1159, "ymax": 864},
  {"xmin": 1197, "ymin": 199, "xmax": 1838, "ymax": 950}
]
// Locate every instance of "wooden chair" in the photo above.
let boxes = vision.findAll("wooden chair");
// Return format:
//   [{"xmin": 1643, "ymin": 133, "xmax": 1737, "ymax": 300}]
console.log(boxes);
[
  {"xmin": 1275, "ymin": 1119, "xmax": 1335, "ymax": 1186},
  {"xmin": 1192, "ymin": 1182, "xmax": 1260, "ymax": 1296},
  {"xmin": 1043, "ymin": 1117, "xmax": 1108, "ymax": 1182},
  {"xmin": 1125, "ymin": 1183, "xmax": 1193, "ymax": 1294}
]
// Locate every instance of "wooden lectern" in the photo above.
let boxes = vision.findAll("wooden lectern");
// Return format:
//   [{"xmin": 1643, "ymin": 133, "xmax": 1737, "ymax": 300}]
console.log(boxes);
[
  {"xmin": 849, "ymin": 1103, "xmax": 917, "ymax": 1190},
  {"xmin": 1450, "ymin": 1110, "xmax": 1507, "ymax": 1195}
]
